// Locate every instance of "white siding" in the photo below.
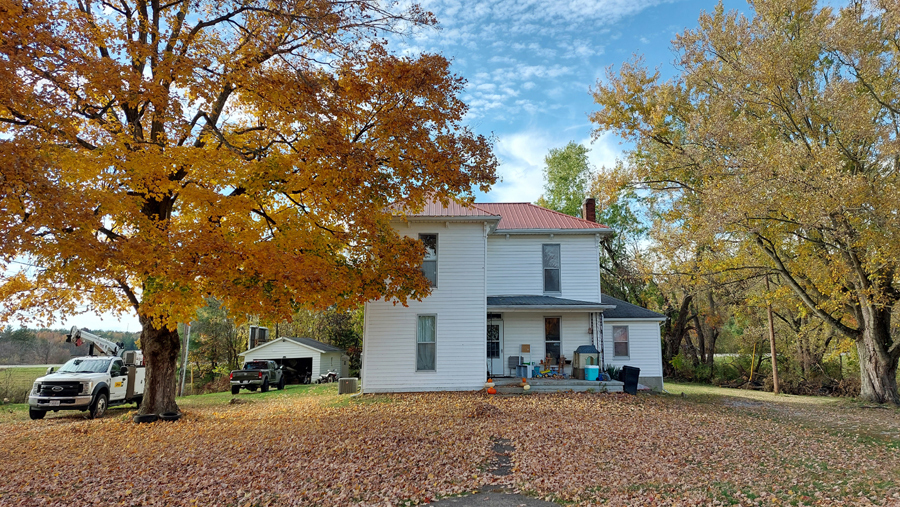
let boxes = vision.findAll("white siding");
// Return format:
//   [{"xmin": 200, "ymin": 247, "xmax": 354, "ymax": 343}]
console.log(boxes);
[
  {"xmin": 499, "ymin": 313, "xmax": 593, "ymax": 375},
  {"xmin": 601, "ymin": 320, "xmax": 664, "ymax": 378},
  {"xmin": 486, "ymin": 234, "xmax": 601, "ymax": 302},
  {"xmin": 319, "ymin": 352, "xmax": 343, "ymax": 375},
  {"xmin": 362, "ymin": 221, "xmax": 488, "ymax": 392}
]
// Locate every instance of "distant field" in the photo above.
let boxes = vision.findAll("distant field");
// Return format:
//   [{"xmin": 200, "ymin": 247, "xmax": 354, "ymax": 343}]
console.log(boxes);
[{"xmin": 0, "ymin": 366, "xmax": 49, "ymax": 403}]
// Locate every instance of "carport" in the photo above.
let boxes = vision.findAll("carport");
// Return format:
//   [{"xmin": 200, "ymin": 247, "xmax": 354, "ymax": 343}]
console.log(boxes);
[{"xmin": 239, "ymin": 337, "xmax": 346, "ymax": 384}]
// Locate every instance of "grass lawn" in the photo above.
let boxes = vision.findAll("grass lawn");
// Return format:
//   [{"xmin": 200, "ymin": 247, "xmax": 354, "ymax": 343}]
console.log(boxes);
[
  {"xmin": 0, "ymin": 366, "xmax": 53, "ymax": 403},
  {"xmin": 0, "ymin": 383, "xmax": 898, "ymax": 506}
]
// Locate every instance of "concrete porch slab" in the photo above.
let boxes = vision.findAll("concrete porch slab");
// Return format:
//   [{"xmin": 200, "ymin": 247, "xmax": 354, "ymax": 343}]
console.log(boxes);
[{"xmin": 491, "ymin": 377, "xmax": 624, "ymax": 394}]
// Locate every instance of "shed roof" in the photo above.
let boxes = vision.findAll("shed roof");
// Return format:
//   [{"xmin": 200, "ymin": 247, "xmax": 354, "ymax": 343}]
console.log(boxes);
[
  {"xmin": 475, "ymin": 203, "xmax": 611, "ymax": 232},
  {"xmin": 239, "ymin": 336, "xmax": 344, "ymax": 356}
]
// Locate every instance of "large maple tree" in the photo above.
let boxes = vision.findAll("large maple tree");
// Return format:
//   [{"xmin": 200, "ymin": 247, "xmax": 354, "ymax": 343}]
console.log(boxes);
[
  {"xmin": 0, "ymin": 0, "xmax": 496, "ymax": 416},
  {"xmin": 592, "ymin": 0, "xmax": 900, "ymax": 403}
]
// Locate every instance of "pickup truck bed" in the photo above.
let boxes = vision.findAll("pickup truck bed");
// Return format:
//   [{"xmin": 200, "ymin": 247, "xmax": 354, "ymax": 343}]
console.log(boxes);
[{"xmin": 230, "ymin": 360, "xmax": 285, "ymax": 394}]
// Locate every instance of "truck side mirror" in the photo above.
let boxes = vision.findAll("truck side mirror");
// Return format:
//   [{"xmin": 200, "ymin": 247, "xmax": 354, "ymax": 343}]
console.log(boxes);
[
  {"xmin": 46, "ymin": 366, "xmax": 55, "ymax": 374},
  {"xmin": 120, "ymin": 366, "xmax": 129, "ymax": 377}
]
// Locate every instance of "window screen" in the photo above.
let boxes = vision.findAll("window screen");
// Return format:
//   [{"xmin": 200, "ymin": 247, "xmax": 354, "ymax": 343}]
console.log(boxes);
[
  {"xmin": 613, "ymin": 326, "xmax": 629, "ymax": 357},
  {"xmin": 417, "ymin": 315, "xmax": 436, "ymax": 371},
  {"xmin": 543, "ymin": 244, "xmax": 560, "ymax": 292},
  {"xmin": 420, "ymin": 234, "xmax": 437, "ymax": 287}
]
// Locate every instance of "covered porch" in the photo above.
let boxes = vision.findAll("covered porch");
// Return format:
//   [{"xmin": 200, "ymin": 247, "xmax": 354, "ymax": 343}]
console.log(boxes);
[{"xmin": 485, "ymin": 295, "xmax": 614, "ymax": 379}]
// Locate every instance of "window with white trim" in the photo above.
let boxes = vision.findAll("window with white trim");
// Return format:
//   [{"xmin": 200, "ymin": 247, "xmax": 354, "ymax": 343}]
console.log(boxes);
[
  {"xmin": 417, "ymin": 315, "xmax": 436, "ymax": 371},
  {"xmin": 543, "ymin": 244, "xmax": 560, "ymax": 293},
  {"xmin": 613, "ymin": 325, "xmax": 629, "ymax": 357},
  {"xmin": 420, "ymin": 234, "xmax": 437, "ymax": 287}
]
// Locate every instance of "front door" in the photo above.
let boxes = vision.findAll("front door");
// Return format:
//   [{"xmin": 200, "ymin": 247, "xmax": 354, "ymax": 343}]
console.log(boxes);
[{"xmin": 487, "ymin": 321, "xmax": 503, "ymax": 377}]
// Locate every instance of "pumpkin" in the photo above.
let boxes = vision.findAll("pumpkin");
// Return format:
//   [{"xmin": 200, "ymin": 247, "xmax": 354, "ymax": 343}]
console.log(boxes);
[{"xmin": 487, "ymin": 387, "xmax": 497, "ymax": 395}]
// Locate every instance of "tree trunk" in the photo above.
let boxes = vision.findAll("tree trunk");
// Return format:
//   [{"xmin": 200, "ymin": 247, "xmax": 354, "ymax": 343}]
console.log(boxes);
[
  {"xmin": 138, "ymin": 317, "xmax": 181, "ymax": 416},
  {"xmin": 856, "ymin": 308, "xmax": 900, "ymax": 404},
  {"xmin": 706, "ymin": 328, "xmax": 718, "ymax": 368},
  {"xmin": 662, "ymin": 295, "xmax": 694, "ymax": 377}
]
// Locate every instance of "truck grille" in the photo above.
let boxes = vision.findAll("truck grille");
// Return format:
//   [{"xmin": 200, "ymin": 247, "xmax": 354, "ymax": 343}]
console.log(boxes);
[{"xmin": 39, "ymin": 382, "xmax": 82, "ymax": 397}]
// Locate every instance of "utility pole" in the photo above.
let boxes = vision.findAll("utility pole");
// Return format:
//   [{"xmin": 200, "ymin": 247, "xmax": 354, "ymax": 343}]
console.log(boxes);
[
  {"xmin": 179, "ymin": 322, "xmax": 191, "ymax": 397},
  {"xmin": 766, "ymin": 276, "xmax": 780, "ymax": 394}
]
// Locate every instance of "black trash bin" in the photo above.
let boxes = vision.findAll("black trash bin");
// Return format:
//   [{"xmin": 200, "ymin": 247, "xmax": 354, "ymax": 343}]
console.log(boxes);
[{"xmin": 620, "ymin": 365, "xmax": 641, "ymax": 395}]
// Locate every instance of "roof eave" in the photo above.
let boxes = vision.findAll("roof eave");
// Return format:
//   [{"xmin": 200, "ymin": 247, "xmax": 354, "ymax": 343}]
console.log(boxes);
[
  {"xmin": 492, "ymin": 228, "xmax": 613, "ymax": 235},
  {"xmin": 603, "ymin": 316, "xmax": 668, "ymax": 322},
  {"xmin": 393, "ymin": 215, "xmax": 502, "ymax": 222},
  {"xmin": 488, "ymin": 304, "xmax": 616, "ymax": 312}
]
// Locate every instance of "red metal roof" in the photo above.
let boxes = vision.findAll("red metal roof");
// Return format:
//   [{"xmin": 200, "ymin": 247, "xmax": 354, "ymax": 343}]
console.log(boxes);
[
  {"xmin": 395, "ymin": 199, "xmax": 499, "ymax": 217},
  {"xmin": 475, "ymin": 203, "xmax": 610, "ymax": 231}
]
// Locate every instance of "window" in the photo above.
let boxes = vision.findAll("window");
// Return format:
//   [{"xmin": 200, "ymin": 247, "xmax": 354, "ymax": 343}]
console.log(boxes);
[
  {"xmin": 111, "ymin": 360, "xmax": 123, "ymax": 377},
  {"xmin": 613, "ymin": 326, "xmax": 629, "ymax": 357},
  {"xmin": 417, "ymin": 315, "xmax": 436, "ymax": 371},
  {"xmin": 543, "ymin": 244, "xmax": 560, "ymax": 293},
  {"xmin": 420, "ymin": 234, "xmax": 438, "ymax": 287},
  {"xmin": 545, "ymin": 317, "xmax": 560, "ymax": 365}
]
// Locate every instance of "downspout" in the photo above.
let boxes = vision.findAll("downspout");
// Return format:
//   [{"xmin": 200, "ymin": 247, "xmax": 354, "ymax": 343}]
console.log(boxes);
[
  {"xmin": 658, "ymin": 320, "xmax": 666, "ymax": 392},
  {"xmin": 483, "ymin": 221, "xmax": 489, "ymax": 381},
  {"xmin": 360, "ymin": 301, "xmax": 370, "ymax": 392},
  {"xmin": 598, "ymin": 312, "xmax": 605, "ymax": 370}
]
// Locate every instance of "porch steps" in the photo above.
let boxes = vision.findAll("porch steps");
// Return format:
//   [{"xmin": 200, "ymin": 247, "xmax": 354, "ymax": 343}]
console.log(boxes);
[{"xmin": 492, "ymin": 379, "xmax": 624, "ymax": 394}]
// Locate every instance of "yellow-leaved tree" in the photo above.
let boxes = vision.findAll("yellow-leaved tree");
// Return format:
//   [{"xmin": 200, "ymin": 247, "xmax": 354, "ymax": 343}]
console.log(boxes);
[
  {"xmin": 0, "ymin": 0, "xmax": 496, "ymax": 416},
  {"xmin": 592, "ymin": 0, "xmax": 900, "ymax": 403}
]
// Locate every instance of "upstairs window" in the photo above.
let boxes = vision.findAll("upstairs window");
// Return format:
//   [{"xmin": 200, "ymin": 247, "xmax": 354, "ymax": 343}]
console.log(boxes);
[
  {"xmin": 613, "ymin": 326, "xmax": 629, "ymax": 357},
  {"xmin": 420, "ymin": 234, "xmax": 438, "ymax": 287},
  {"xmin": 543, "ymin": 244, "xmax": 560, "ymax": 293}
]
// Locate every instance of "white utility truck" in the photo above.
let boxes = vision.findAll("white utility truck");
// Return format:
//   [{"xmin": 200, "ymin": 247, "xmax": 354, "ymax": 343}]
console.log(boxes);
[{"xmin": 28, "ymin": 327, "xmax": 145, "ymax": 420}]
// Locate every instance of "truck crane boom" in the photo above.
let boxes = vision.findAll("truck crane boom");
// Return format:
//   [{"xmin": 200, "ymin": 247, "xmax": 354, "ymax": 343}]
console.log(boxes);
[{"xmin": 65, "ymin": 326, "xmax": 125, "ymax": 357}]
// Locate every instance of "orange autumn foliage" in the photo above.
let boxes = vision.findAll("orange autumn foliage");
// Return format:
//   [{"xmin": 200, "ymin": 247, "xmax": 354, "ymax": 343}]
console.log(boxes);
[{"xmin": 0, "ymin": 0, "xmax": 497, "ymax": 415}]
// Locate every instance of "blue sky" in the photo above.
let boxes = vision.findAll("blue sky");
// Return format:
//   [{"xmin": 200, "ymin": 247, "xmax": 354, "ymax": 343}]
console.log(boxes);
[
  {"xmin": 395, "ymin": 0, "xmax": 749, "ymax": 203},
  {"xmin": 61, "ymin": 0, "xmax": 749, "ymax": 332}
]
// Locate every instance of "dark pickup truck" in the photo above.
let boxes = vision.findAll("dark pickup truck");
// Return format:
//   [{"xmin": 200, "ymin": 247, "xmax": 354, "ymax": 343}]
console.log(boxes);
[{"xmin": 230, "ymin": 360, "xmax": 285, "ymax": 394}]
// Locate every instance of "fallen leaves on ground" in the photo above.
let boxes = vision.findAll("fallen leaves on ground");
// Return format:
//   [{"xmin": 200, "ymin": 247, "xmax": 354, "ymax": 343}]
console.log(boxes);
[{"xmin": 0, "ymin": 389, "xmax": 898, "ymax": 506}]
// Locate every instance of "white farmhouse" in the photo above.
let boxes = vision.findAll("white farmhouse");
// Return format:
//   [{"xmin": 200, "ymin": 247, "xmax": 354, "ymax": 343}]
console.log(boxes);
[{"xmin": 361, "ymin": 199, "xmax": 666, "ymax": 393}]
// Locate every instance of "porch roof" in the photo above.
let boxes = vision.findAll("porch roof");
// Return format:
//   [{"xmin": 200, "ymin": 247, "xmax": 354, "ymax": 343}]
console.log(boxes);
[
  {"xmin": 487, "ymin": 295, "xmax": 615, "ymax": 312},
  {"xmin": 600, "ymin": 295, "xmax": 667, "ymax": 320}
]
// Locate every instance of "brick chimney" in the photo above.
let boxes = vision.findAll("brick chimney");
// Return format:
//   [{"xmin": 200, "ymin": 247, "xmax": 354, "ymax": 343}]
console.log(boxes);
[{"xmin": 582, "ymin": 197, "xmax": 596, "ymax": 223}]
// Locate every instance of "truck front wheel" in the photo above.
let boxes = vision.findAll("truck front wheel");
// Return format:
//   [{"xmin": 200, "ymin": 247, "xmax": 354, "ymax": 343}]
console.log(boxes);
[
  {"xmin": 89, "ymin": 392, "xmax": 108, "ymax": 419},
  {"xmin": 29, "ymin": 408, "xmax": 46, "ymax": 420},
  {"xmin": 277, "ymin": 376, "xmax": 285, "ymax": 390},
  {"xmin": 261, "ymin": 378, "xmax": 270, "ymax": 393},
  {"xmin": 231, "ymin": 386, "xmax": 240, "ymax": 395}
]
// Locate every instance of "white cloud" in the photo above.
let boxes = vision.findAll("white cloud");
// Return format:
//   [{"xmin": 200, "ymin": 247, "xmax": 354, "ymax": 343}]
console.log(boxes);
[
  {"xmin": 584, "ymin": 131, "xmax": 625, "ymax": 173},
  {"xmin": 478, "ymin": 130, "xmax": 629, "ymax": 204}
]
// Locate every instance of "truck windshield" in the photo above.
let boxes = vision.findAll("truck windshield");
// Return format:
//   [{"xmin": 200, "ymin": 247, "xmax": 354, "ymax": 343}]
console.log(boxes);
[
  {"xmin": 244, "ymin": 362, "xmax": 268, "ymax": 370},
  {"xmin": 57, "ymin": 358, "xmax": 111, "ymax": 373}
]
